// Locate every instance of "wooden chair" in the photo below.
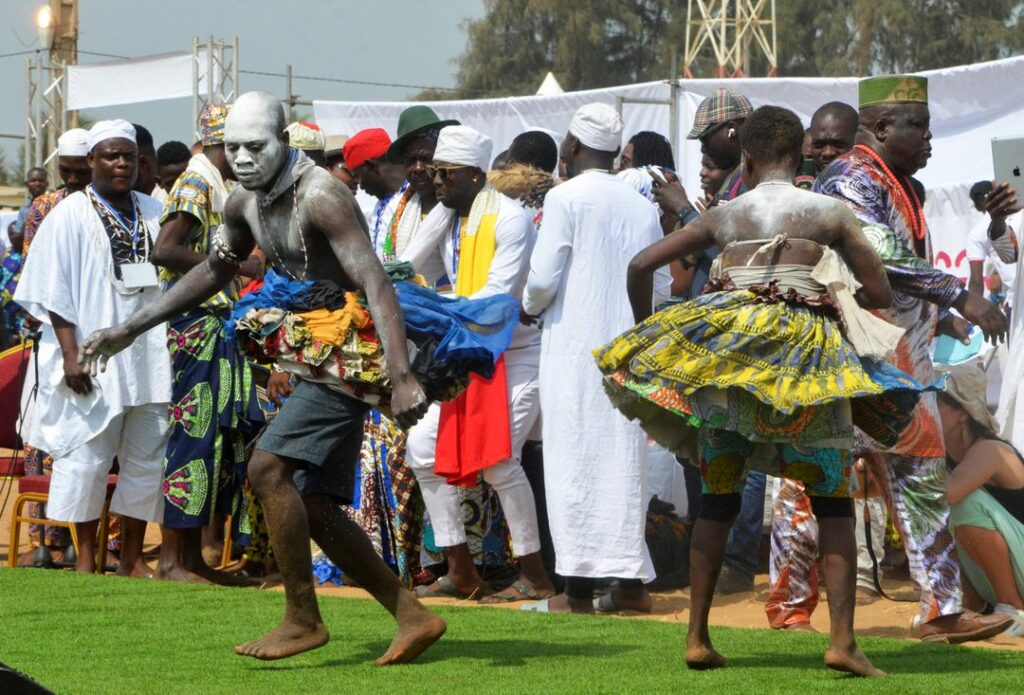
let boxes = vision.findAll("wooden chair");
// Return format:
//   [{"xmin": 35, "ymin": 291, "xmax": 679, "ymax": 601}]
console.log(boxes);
[
  {"xmin": 8, "ymin": 474, "xmax": 117, "ymax": 571},
  {"xmin": 1, "ymin": 341, "xmax": 116, "ymax": 572}
]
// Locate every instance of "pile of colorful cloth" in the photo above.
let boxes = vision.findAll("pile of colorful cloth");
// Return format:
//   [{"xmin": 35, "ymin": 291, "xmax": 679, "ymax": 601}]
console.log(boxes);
[{"xmin": 228, "ymin": 262, "xmax": 519, "ymax": 407}]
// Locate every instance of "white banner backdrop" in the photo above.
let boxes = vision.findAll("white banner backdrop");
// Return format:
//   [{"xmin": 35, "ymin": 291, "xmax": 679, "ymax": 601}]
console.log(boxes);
[
  {"xmin": 315, "ymin": 56, "xmax": 1024, "ymax": 286},
  {"xmin": 67, "ymin": 49, "xmax": 214, "ymax": 110}
]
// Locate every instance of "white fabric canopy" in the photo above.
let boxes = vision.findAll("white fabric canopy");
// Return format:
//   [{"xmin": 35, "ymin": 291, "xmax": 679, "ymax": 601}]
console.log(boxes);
[
  {"xmin": 67, "ymin": 49, "xmax": 215, "ymax": 110},
  {"xmin": 315, "ymin": 56, "xmax": 1024, "ymax": 286}
]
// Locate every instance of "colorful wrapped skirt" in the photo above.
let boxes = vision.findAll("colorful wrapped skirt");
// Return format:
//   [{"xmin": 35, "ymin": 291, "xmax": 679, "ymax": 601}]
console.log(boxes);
[
  {"xmin": 595, "ymin": 284, "xmax": 930, "ymax": 483},
  {"xmin": 228, "ymin": 265, "xmax": 519, "ymax": 409}
]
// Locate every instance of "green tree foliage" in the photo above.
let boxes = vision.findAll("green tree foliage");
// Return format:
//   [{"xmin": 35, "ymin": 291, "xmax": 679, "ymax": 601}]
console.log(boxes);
[
  {"xmin": 433, "ymin": 0, "xmax": 1024, "ymax": 98},
  {"xmin": 773, "ymin": 0, "xmax": 1024, "ymax": 76}
]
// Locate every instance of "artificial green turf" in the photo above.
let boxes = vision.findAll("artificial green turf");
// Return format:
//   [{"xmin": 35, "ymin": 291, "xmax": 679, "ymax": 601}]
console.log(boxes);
[{"xmin": 1, "ymin": 568, "xmax": 1022, "ymax": 694}]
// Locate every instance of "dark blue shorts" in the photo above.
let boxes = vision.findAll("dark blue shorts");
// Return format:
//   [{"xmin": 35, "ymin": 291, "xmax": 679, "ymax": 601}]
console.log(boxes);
[{"xmin": 256, "ymin": 380, "xmax": 370, "ymax": 503}]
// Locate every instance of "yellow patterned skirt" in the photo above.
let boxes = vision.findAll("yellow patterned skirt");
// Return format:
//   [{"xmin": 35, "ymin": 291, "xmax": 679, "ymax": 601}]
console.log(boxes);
[{"xmin": 595, "ymin": 286, "xmax": 925, "ymax": 462}]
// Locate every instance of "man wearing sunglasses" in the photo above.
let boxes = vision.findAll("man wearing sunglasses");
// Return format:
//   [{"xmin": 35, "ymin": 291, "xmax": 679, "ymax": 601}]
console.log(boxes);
[{"xmin": 401, "ymin": 125, "xmax": 555, "ymax": 603}]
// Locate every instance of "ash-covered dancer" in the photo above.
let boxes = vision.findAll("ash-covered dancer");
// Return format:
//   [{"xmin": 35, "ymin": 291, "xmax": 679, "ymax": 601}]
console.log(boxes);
[
  {"xmin": 596, "ymin": 106, "xmax": 933, "ymax": 677},
  {"xmin": 79, "ymin": 92, "xmax": 517, "ymax": 663}
]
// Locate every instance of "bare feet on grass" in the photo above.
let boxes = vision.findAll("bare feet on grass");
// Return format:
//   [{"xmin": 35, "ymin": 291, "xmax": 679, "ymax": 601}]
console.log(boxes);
[
  {"xmin": 685, "ymin": 641, "xmax": 727, "ymax": 671},
  {"xmin": 234, "ymin": 619, "xmax": 330, "ymax": 660},
  {"xmin": 375, "ymin": 610, "xmax": 447, "ymax": 665},
  {"xmin": 116, "ymin": 558, "xmax": 155, "ymax": 579},
  {"xmin": 825, "ymin": 645, "xmax": 886, "ymax": 678}
]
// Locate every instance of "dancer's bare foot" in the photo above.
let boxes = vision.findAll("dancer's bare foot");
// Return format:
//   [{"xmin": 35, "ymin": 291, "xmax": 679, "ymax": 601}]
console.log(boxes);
[
  {"xmin": 685, "ymin": 642, "xmax": 726, "ymax": 670},
  {"xmin": 825, "ymin": 645, "xmax": 886, "ymax": 677},
  {"xmin": 375, "ymin": 610, "xmax": 447, "ymax": 665},
  {"xmin": 234, "ymin": 619, "xmax": 329, "ymax": 660},
  {"xmin": 117, "ymin": 558, "xmax": 155, "ymax": 579}
]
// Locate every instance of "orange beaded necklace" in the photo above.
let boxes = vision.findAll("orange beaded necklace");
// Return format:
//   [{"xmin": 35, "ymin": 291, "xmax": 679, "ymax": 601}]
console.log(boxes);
[{"xmin": 856, "ymin": 144, "xmax": 926, "ymax": 241}]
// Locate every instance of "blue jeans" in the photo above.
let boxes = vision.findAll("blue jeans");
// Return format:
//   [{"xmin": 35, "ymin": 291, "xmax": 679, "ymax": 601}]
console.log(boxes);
[{"xmin": 723, "ymin": 470, "xmax": 766, "ymax": 579}]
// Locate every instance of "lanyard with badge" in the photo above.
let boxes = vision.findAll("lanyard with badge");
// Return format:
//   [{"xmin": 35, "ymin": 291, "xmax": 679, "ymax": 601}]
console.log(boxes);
[
  {"xmin": 450, "ymin": 216, "xmax": 463, "ymax": 280},
  {"xmin": 93, "ymin": 188, "xmax": 159, "ymax": 289}
]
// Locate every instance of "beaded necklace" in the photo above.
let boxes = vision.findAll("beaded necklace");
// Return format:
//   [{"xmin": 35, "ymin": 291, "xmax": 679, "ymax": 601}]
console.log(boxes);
[
  {"xmin": 259, "ymin": 181, "xmax": 310, "ymax": 281},
  {"xmin": 383, "ymin": 184, "xmax": 414, "ymax": 262},
  {"xmin": 856, "ymin": 145, "xmax": 926, "ymax": 241}
]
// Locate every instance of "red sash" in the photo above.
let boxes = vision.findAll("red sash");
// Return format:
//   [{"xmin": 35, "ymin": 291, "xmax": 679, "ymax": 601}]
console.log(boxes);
[{"xmin": 434, "ymin": 356, "xmax": 511, "ymax": 486}]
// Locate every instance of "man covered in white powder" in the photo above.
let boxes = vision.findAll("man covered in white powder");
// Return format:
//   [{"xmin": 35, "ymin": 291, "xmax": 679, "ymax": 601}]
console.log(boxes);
[
  {"xmin": 15, "ymin": 119, "xmax": 172, "ymax": 576},
  {"xmin": 521, "ymin": 103, "xmax": 671, "ymax": 613}
]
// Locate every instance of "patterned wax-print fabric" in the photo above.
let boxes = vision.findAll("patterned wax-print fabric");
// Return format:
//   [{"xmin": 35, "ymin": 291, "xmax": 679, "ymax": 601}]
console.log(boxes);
[
  {"xmin": 160, "ymin": 171, "xmax": 237, "ymax": 312},
  {"xmin": 162, "ymin": 310, "xmax": 263, "ymax": 530}
]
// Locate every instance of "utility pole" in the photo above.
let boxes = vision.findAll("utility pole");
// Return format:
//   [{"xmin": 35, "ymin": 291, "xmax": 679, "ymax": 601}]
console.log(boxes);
[{"xmin": 683, "ymin": 0, "xmax": 777, "ymax": 79}]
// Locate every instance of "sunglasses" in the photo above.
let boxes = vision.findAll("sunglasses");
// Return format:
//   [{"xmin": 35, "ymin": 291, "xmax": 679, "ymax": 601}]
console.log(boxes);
[{"xmin": 427, "ymin": 164, "xmax": 470, "ymax": 180}]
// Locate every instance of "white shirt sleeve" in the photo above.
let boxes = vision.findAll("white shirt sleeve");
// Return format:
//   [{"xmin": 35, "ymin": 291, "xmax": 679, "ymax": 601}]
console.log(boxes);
[
  {"xmin": 399, "ymin": 205, "xmax": 448, "ymax": 286},
  {"xmin": 469, "ymin": 201, "xmax": 534, "ymax": 300},
  {"xmin": 965, "ymin": 216, "xmax": 991, "ymax": 263},
  {"xmin": 523, "ymin": 188, "xmax": 572, "ymax": 316},
  {"xmin": 647, "ymin": 207, "xmax": 673, "ymax": 307}
]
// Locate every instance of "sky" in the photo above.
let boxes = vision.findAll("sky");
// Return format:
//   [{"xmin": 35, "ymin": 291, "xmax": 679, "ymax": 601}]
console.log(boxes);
[{"xmin": 0, "ymin": 0, "xmax": 486, "ymax": 176}]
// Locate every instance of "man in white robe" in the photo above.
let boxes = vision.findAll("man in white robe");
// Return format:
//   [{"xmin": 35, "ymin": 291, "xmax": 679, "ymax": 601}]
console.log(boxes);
[
  {"xmin": 401, "ymin": 125, "xmax": 554, "ymax": 602},
  {"xmin": 521, "ymin": 103, "xmax": 671, "ymax": 613},
  {"xmin": 15, "ymin": 119, "xmax": 172, "ymax": 576}
]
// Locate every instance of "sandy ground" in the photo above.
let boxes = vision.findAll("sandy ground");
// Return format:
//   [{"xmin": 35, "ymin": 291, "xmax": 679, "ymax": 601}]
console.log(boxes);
[{"xmin": 3, "ymin": 498, "xmax": 1022, "ymax": 652}]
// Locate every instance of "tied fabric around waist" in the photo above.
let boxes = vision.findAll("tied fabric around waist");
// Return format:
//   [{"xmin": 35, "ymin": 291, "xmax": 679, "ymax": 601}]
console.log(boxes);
[
  {"xmin": 228, "ymin": 268, "xmax": 521, "ymax": 406},
  {"xmin": 713, "ymin": 244, "xmax": 905, "ymax": 361},
  {"xmin": 435, "ymin": 356, "xmax": 512, "ymax": 486}
]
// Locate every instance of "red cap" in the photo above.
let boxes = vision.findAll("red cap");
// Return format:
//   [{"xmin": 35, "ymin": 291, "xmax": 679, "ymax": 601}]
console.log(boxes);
[{"xmin": 342, "ymin": 128, "xmax": 392, "ymax": 170}]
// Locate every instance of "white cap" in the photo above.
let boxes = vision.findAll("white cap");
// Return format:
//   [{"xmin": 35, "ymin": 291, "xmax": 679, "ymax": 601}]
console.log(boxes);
[
  {"xmin": 87, "ymin": 119, "xmax": 137, "ymax": 152},
  {"xmin": 57, "ymin": 128, "xmax": 90, "ymax": 157},
  {"xmin": 569, "ymin": 102, "xmax": 623, "ymax": 153},
  {"xmin": 433, "ymin": 125, "xmax": 493, "ymax": 170}
]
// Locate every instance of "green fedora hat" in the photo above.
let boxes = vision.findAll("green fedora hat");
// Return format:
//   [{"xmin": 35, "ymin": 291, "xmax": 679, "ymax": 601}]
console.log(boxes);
[{"xmin": 385, "ymin": 105, "xmax": 460, "ymax": 162}]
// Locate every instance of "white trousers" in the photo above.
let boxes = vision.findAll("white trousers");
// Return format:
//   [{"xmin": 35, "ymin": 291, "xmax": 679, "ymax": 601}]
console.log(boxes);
[
  {"xmin": 407, "ymin": 347, "xmax": 542, "ymax": 556},
  {"xmin": 48, "ymin": 403, "xmax": 169, "ymax": 523}
]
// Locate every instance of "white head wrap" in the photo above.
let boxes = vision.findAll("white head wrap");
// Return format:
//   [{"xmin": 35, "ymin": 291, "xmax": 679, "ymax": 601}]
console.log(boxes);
[
  {"xmin": 569, "ymin": 102, "xmax": 623, "ymax": 153},
  {"xmin": 87, "ymin": 119, "xmax": 137, "ymax": 152},
  {"xmin": 57, "ymin": 128, "xmax": 90, "ymax": 157},
  {"xmin": 434, "ymin": 125, "xmax": 493, "ymax": 170}
]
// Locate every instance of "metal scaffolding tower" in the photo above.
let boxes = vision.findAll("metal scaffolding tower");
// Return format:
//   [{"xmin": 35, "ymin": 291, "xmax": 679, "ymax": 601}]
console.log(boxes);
[
  {"xmin": 683, "ymin": 0, "xmax": 778, "ymax": 78},
  {"xmin": 25, "ymin": 0, "xmax": 78, "ymax": 178},
  {"xmin": 191, "ymin": 36, "xmax": 239, "ymax": 143}
]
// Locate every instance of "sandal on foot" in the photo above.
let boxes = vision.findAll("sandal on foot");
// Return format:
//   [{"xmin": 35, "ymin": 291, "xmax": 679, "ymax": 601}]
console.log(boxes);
[
  {"xmin": 593, "ymin": 591, "xmax": 652, "ymax": 614},
  {"xmin": 414, "ymin": 575, "xmax": 484, "ymax": 600},
  {"xmin": 593, "ymin": 592, "xmax": 619, "ymax": 612},
  {"xmin": 521, "ymin": 598, "xmax": 554, "ymax": 613},
  {"xmin": 481, "ymin": 580, "xmax": 555, "ymax": 604}
]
